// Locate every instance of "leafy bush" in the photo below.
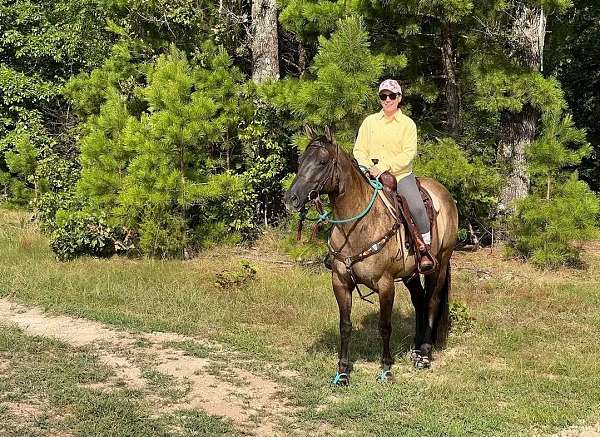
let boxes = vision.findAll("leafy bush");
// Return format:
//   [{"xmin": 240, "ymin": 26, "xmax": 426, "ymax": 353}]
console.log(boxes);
[
  {"xmin": 508, "ymin": 176, "xmax": 600, "ymax": 269},
  {"xmin": 238, "ymin": 91, "xmax": 297, "ymax": 235},
  {"xmin": 414, "ymin": 138, "xmax": 501, "ymax": 235},
  {"xmin": 50, "ymin": 44, "xmax": 296, "ymax": 260},
  {"xmin": 49, "ymin": 210, "xmax": 133, "ymax": 261}
]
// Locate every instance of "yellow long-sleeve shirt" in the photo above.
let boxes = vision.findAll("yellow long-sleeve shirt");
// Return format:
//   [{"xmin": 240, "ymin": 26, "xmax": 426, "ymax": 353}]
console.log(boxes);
[{"xmin": 353, "ymin": 109, "xmax": 418, "ymax": 181}]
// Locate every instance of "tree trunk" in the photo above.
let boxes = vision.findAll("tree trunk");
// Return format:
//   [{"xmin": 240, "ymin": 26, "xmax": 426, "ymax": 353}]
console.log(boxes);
[
  {"xmin": 510, "ymin": 4, "xmax": 546, "ymax": 70},
  {"xmin": 498, "ymin": 104, "xmax": 536, "ymax": 209},
  {"xmin": 251, "ymin": 0, "xmax": 280, "ymax": 83},
  {"xmin": 498, "ymin": 4, "xmax": 546, "ymax": 208},
  {"xmin": 298, "ymin": 41, "xmax": 307, "ymax": 74},
  {"xmin": 440, "ymin": 23, "xmax": 461, "ymax": 135}
]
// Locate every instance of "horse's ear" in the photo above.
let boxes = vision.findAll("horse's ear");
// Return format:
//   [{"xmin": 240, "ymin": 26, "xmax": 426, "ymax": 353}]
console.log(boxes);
[
  {"xmin": 304, "ymin": 124, "xmax": 316, "ymax": 140},
  {"xmin": 324, "ymin": 125, "xmax": 335, "ymax": 143}
]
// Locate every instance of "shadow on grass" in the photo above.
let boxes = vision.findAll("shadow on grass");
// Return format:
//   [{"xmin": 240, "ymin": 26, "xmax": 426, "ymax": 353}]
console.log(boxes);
[{"xmin": 309, "ymin": 308, "xmax": 415, "ymax": 364}]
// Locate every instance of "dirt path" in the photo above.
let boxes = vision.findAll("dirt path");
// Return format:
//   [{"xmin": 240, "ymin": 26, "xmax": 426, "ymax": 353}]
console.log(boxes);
[{"xmin": 0, "ymin": 298, "xmax": 295, "ymax": 436}]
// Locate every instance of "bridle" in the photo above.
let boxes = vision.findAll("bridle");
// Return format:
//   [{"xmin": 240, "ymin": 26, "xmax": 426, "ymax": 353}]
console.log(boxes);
[{"xmin": 304, "ymin": 140, "xmax": 340, "ymax": 207}]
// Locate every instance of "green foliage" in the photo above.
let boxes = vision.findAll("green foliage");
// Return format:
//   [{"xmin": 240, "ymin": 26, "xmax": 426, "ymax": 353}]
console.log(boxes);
[
  {"xmin": 66, "ymin": 46, "xmax": 250, "ymax": 257},
  {"xmin": 49, "ymin": 210, "xmax": 127, "ymax": 261},
  {"xmin": 547, "ymin": 0, "xmax": 600, "ymax": 191},
  {"xmin": 63, "ymin": 42, "xmax": 147, "ymax": 118},
  {"xmin": 414, "ymin": 138, "xmax": 501, "ymax": 226},
  {"xmin": 527, "ymin": 110, "xmax": 590, "ymax": 195},
  {"xmin": 449, "ymin": 299, "xmax": 475, "ymax": 333},
  {"xmin": 0, "ymin": 0, "xmax": 116, "ymax": 204},
  {"xmin": 472, "ymin": 69, "xmax": 565, "ymax": 116},
  {"xmin": 238, "ymin": 92, "xmax": 297, "ymax": 233},
  {"xmin": 2, "ymin": 129, "xmax": 39, "ymax": 203},
  {"xmin": 0, "ymin": 0, "xmax": 595, "ymax": 266},
  {"xmin": 54, "ymin": 44, "xmax": 295, "ymax": 259},
  {"xmin": 508, "ymin": 176, "xmax": 600, "ymax": 269},
  {"xmin": 0, "ymin": 119, "xmax": 77, "ymax": 206},
  {"xmin": 214, "ymin": 260, "xmax": 257, "ymax": 289},
  {"xmin": 508, "ymin": 107, "xmax": 597, "ymax": 269},
  {"xmin": 279, "ymin": 0, "xmax": 359, "ymax": 42}
]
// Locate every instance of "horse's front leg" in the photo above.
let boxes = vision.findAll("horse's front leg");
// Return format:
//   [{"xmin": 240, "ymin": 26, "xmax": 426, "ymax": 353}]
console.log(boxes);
[
  {"xmin": 404, "ymin": 274, "xmax": 426, "ymax": 358},
  {"xmin": 332, "ymin": 271, "xmax": 353, "ymax": 386},
  {"xmin": 377, "ymin": 276, "xmax": 395, "ymax": 383}
]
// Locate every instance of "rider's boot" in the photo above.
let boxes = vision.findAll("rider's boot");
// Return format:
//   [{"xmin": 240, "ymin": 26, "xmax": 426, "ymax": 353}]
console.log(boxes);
[{"xmin": 416, "ymin": 238, "xmax": 435, "ymax": 274}]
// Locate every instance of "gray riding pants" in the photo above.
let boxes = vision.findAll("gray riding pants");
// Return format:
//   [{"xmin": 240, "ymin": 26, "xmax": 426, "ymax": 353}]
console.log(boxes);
[{"xmin": 396, "ymin": 173, "xmax": 430, "ymax": 234}]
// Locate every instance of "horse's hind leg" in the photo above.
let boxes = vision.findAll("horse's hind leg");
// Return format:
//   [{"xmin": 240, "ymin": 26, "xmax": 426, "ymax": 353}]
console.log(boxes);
[
  {"xmin": 418, "ymin": 261, "xmax": 450, "ymax": 368},
  {"xmin": 377, "ymin": 276, "xmax": 395, "ymax": 382},
  {"xmin": 332, "ymin": 272, "xmax": 353, "ymax": 386}
]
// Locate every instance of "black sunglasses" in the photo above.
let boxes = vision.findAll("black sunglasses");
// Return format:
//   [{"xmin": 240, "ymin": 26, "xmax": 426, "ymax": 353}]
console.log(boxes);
[{"xmin": 379, "ymin": 92, "xmax": 399, "ymax": 101}]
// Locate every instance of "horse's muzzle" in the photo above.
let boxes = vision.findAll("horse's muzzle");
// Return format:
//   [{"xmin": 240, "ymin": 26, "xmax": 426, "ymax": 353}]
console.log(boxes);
[{"xmin": 284, "ymin": 190, "xmax": 303, "ymax": 212}]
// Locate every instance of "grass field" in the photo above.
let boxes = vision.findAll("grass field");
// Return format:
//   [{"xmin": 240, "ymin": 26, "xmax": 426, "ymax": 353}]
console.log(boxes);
[{"xmin": 1, "ymin": 208, "xmax": 600, "ymax": 436}]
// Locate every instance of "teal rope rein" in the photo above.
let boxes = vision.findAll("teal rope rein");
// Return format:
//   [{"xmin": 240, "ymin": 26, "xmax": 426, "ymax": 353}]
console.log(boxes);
[{"xmin": 307, "ymin": 169, "xmax": 383, "ymax": 225}]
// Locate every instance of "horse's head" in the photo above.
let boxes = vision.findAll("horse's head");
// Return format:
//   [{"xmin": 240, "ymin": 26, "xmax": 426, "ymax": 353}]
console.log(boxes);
[{"xmin": 284, "ymin": 126, "xmax": 339, "ymax": 212}]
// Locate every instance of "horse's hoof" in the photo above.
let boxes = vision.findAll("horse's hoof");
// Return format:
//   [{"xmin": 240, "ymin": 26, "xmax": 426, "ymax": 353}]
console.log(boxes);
[
  {"xmin": 409, "ymin": 349, "xmax": 431, "ymax": 369},
  {"xmin": 331, "ymin": 372, "xmax": 349, "ymax": 387},
  {"xmin": 414, "ymin": 355, "xmax": 431, "ymax": 369},
  {"xmin": 377, "ymin": 369, "xmax": 394, "ymax": 383}
]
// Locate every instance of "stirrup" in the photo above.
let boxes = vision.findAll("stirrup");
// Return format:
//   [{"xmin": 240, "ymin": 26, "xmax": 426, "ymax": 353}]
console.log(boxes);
[{"xmin": 417, "ymin": 244, "xmax": 438, "ymax": 275}]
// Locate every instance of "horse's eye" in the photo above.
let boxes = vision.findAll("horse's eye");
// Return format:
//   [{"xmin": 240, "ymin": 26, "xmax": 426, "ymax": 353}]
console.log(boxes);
[{"xmin": 319, "ymin": 159, "xmax": 328, "ymax": 166}]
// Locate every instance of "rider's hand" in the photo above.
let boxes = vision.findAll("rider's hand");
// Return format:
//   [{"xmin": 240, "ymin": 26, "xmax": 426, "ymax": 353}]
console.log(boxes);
[{"xmin": 368, "ymin": 165, "xmax": 382, "ymax": 178}]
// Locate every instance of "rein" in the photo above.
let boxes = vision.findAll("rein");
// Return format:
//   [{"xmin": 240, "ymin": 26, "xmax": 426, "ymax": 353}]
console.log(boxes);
[{"xmin": 306, "ymin": 177, "xmax": 383, "ymax": 225}]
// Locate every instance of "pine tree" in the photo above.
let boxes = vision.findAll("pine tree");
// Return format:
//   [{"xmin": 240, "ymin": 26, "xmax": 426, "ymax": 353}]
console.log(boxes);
[
  {"xmin": 288, "ymin": 17, "xmax": 384, "ymax": 148},
  {"xmin": 71, "ymin": 45, "xmax": 259, "ymax": 256},
  {"xmin": 362, "ymin": 0, "xmax": 474, "ymax": 134},
  {"xmin": 508, "ymin": 108, "xmax": 598, "ymax": 268},
  {"xmin": 469, "ymin": 0, "xmax": 572, "ymax": 208},
  {"xmin": 527, "ymin": 110, "xmax": 590, "ymax": 199}
]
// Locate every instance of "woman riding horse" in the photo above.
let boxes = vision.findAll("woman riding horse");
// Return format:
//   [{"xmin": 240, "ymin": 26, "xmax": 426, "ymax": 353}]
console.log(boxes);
[
  {"xmin": 354, "ymin": 79, "xmax": 434, "ymax": 273},
  {"xmin": 284, "ymin": 80, "xmax": 458, "ymax": 385}
]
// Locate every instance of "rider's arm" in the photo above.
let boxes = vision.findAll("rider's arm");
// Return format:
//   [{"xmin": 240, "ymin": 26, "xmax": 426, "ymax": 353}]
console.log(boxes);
[{"xmin": 353, "ymin": 118, "xmax": 372, "ymax": 171}]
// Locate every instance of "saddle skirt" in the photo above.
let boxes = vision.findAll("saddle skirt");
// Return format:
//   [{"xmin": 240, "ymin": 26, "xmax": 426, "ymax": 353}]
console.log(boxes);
[{"xmin": 376, "ymin": 178, "xmax": 438, "ymax": 263}]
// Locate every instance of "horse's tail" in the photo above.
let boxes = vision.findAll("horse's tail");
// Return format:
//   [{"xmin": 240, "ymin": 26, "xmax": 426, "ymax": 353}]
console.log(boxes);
[{"xmin": 433, "ymin": 263, "xmax": 451, "ymax": 348}]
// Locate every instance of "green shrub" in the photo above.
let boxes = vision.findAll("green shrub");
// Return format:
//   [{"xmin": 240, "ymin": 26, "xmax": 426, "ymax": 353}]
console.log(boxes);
[
  {"xmin": 449, "ymin": 300, "xmax": 475, "ymax": 333},
  {"xmin": 414, "ymin": 138, "xmax": 501, "ymax": 236},
  {"xmin": 508, "ymin": 176, "xmax": 600, "ymax": 269},
  {"xmin": 50, "ymin": 211, "xmax": 131, "ymax": 261},
  {"xmin": 214, "ymin": 260, "xmax": 257, "ymax": 289}
]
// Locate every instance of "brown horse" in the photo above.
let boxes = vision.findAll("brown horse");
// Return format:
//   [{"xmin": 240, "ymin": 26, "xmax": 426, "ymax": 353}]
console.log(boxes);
[{"xmin": 283, "ymin": 127, "xmax": 458, "ymax": 385}]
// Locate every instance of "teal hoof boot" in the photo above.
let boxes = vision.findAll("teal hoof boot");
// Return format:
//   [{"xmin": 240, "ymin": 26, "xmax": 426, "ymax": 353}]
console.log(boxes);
[
  {"xmin": 331, "ymin": 372, "xmax": 349, "ymax": 387},
  {"xmin": 377, "ymin": 369, "xmax": 394, "ymax": 383}
]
